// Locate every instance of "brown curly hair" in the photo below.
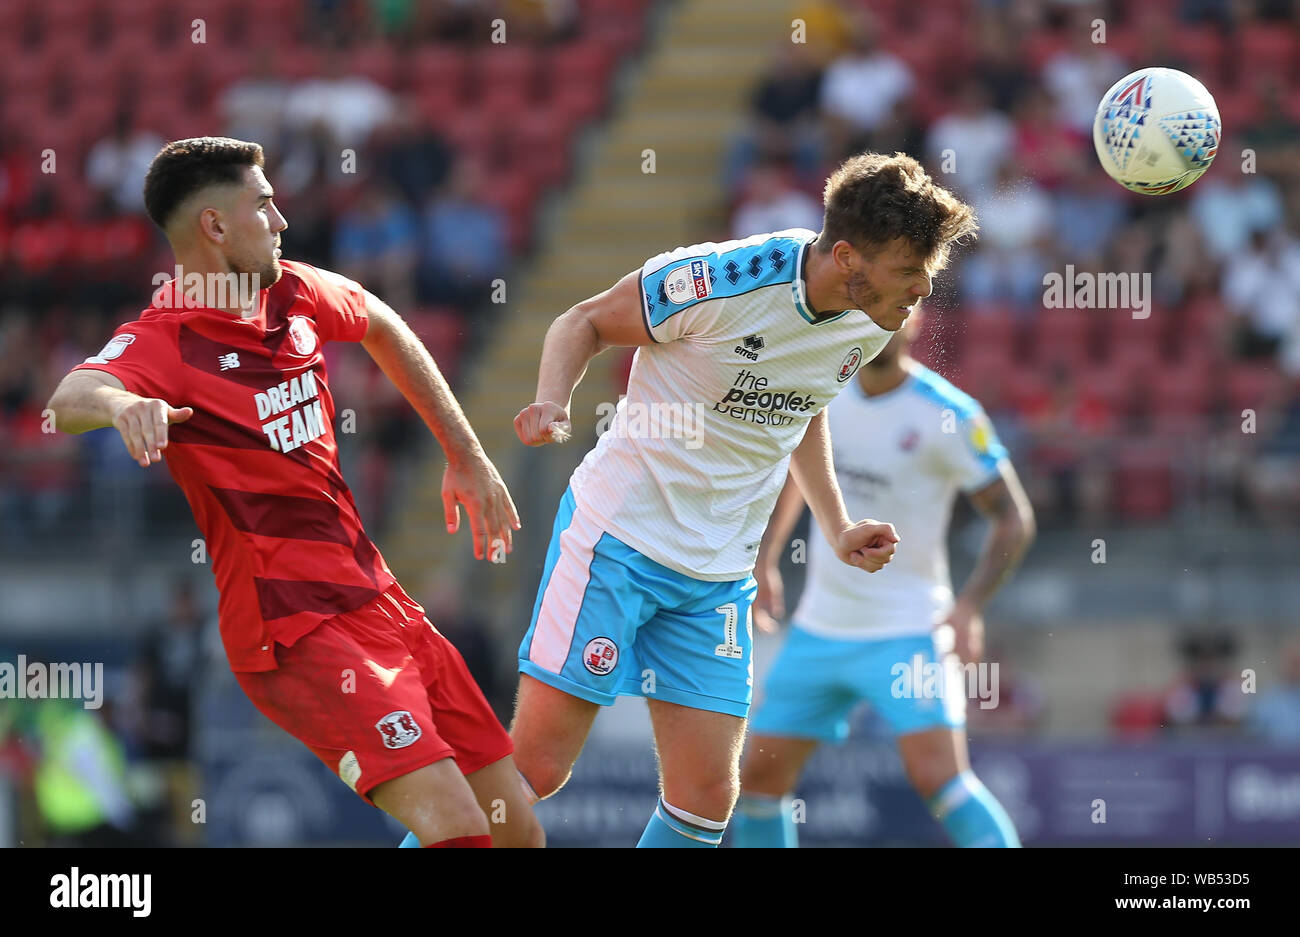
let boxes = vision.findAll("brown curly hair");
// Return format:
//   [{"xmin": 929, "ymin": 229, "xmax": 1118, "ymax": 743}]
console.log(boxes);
[{"xmin": 820, "ymin": 152, "xmax": 978, "ymax": 273}]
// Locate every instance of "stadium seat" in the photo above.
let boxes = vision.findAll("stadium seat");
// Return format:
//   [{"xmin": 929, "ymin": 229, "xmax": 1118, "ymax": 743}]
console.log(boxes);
[
  {"xmin": 1237, "ymin": 26, "xmax": 1295, "ymax": 83},
  {"xmin": 344, "ymin": 42, "xmax": 401, "ymax": 90},
  {"xmin": 1225, "ymin": 363, "xmax": 1286, "ymax": 415},
  {"xmin": 1112, "ymin": 444, "xmax": 1176, "ymax": 520},
  {"xmin": 546, "ymin": 40, "xmax": 618, "ymax": 98},
  {"xmin": 411, "ymin": 46, "xmax": 472, "ymax": 102},
  {"xmin": 1032, "ymin": 310, "xmax": 1091, "ymax": 371}
]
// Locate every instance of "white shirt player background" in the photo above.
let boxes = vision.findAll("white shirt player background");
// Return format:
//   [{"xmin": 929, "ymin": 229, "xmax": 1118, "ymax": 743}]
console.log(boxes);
[
  {"xmin": 794, "ymin": 360, "xmax": 1009, "ymax": 639},
  {"xmin": 569, "ymin": 229, "xmax": 893, "ymax": 581}
]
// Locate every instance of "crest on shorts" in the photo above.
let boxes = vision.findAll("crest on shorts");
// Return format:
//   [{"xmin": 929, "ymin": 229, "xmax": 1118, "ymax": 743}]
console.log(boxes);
[
  {"xmin": 375, "ymin": 710, "xmax": 422, "ymax": 749},
  {"xmin": 583, "ymin": 637, "xmax": 619, "ymax": 676},
  {"xmin": 288, "ymin": 316, "xmax": 318, "ymax": 355}
]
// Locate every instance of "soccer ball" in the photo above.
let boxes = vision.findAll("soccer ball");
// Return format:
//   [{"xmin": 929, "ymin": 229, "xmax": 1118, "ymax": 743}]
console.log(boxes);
[{"xmin": 1093, "ymin": 67, "xmax": 1221, "ymax": 195}]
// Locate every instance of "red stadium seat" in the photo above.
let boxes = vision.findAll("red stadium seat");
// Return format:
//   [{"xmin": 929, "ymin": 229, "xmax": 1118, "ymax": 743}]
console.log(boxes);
[
  {"xmin": 474, "ymin": 46, "xmax": 540, "ymax": 98},
  {"xmin": 344, "ymin": 42, "xmax": 401, "ymax": 90},
  {"xmin": 411, "ymin": 46, "xmax": 472, "ymax": 102},
  {"xmin": 1150, "ymin": 365, "xmax": 1213, "ymax": 436},
  {"xmin": 1225, "ymin": 363, "xmax": 1286, "ymax": 415},
  {"xmin": 1031, "ymin": 310, "xmax": 1091, "ymax": 371},
  {"xmin": 1173, "ymin": 25, "xmax": 1226, "ymax": 80},
  {"xmin": 1112, "ymin": 444, "xmax": 1176, "ymax": 521},
  {"xmin": 1237, "ymin": 26, "xmax": 1295, "ymax": 83},
  {"xmin": 547, "ymin": 41, "xmax": 618, "ymax": 100}
]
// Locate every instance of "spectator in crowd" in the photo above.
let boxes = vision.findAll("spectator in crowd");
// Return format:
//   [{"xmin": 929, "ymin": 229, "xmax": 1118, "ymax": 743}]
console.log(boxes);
[
  {"xmin": 730, "ymin": 158, "xmax": 823, "ymax": 240},
  {"xmin": 1222, "ymin": 226, "xmax": 1300, "ymax": 371},
  {"xmin": 723, "ymin": 44, "xmax": 826, "ymax": 193},
  {"xmin": 84, "ymin": 109, "xmax": 164, "ymax": 214},
  {"xmin": 1011, "ymin": 85, "xmax": 1087, "ymax": 192},
  {"xmin": 1241, "ymin": 379, "xmax": 1300, "ymax": 524},
  {"xmin": 417, "ymin": 158, "xmax": 507, "ymax": 308},
  {"xmin": 787, "ymin": 0, "xmax": 855, "ymax": 67},
  {"xmin": 283, "ymin": 47, "xmax": 396, "ymax": 154},
  {"xmin": 1248, "ymin": 636, "xmax": 1300, "ymax": 744},
  {"xmin": 963, "ymin": 158, "xmax": 1054, "ymax": 310},
  {"xmin": 1041, "ymin": 13, "xmax": 1128, "ymax": 134},
  {"xmin": 1189, "ymin": 167, "xmax": 1285, "ymax": 261},
  {"xmin": 1163, "ymin": 631, "xmax": 1249, "ymax": 732},
  {"xmin": 376, "ymin": 102, "xmax": 455, "ymax": 208},
  {"xmin": 332, "ymin": 183, "xmax": 420, "ymax": 311},
  {"xmin": 818, "ymin": 13, "xmax": 914, "ymax": 158},
  {"xmin": 1050, "ymin": 159, "xmax": 1128, "ymax": 266},
  {"xmin": 924, "ymin": 81, "xmax": 1015, "ymax": 199},
  {"xmin": 219, "ymin": 47, "xmax": 290, "ymax": 150}
]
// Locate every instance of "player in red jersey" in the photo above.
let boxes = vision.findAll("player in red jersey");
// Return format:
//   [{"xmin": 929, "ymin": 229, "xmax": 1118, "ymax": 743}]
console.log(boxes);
[{"xmin": 46, "ymin": 138, "xmax": 543, "ymax": 848}]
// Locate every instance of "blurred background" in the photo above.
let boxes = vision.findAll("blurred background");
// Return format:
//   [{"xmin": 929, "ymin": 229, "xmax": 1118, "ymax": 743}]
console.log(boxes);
[{"xmin": 1, "ymin": 0, "xmax": 1298, "ymax": 847}]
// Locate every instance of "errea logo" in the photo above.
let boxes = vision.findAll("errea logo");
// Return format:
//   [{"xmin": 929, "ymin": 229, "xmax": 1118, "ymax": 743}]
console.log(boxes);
[{"xmin": 734, "ymin": 334, "xmax": 765, "ymax": 361}]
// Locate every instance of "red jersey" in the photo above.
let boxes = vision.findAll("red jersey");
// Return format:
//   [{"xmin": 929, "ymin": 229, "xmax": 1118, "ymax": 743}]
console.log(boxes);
[{"xmin": 74, "ymin": 260, "xmax": 398, "ymax": 672}]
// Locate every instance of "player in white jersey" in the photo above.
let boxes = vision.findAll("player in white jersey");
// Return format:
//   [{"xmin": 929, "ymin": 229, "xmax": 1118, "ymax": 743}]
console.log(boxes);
[
  {"xmin": 730, "ymin": 310, "xmax": 1036, "ymax": 847},
  {"xmin": 511, "ymin": 153, "xmax": 978, "ymax": 847}
]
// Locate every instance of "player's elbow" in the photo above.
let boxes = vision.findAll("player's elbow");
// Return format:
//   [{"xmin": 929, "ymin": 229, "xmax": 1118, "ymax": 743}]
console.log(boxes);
[{"xmin": 1009, "ymin": 501, "xmax": 1036, "ymax": 551}]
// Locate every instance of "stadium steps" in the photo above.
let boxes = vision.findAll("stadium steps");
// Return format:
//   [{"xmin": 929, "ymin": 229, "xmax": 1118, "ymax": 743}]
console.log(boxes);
[{"xmin": 382, "ymin": 0, "xmax": 797, "ymax": 635}]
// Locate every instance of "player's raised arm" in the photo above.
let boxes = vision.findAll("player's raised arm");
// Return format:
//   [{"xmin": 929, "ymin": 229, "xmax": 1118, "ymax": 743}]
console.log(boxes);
[
  {"xmin": 46, "ymin": 369, "xmax": 193, "ymax": 468},
  {"xmin": 515, "ymin": 269, "xmax": 652, "ymax": 446},
  {"xmin": 360, "ymin": 289, "xmax": 520, "ymax": 560},
  {"xmin": 789, "ymin": 408, "xmax": 899, "ymax": 573}
]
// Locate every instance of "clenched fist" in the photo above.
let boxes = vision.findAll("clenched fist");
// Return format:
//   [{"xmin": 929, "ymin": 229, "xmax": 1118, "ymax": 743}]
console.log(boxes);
[
  {"xmin": 835, "ymin": 520, "xmax": 899, "ymax": 572},
  {"xmin": 514, "ymin": 401, "xmax": 572, "ymax": 446}
]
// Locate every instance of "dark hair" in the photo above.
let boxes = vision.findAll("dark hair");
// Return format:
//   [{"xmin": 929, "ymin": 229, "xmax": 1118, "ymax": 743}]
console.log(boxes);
[
  {"xmin": 143, "ymin": 136, "xmax": 265, "ymax": 230},
  {"xmin": 820, "ymin": 151, "xmax": 978, "ymax": 272}
]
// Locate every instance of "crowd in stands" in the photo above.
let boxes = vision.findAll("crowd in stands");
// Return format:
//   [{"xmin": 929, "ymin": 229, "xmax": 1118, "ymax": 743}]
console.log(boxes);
[
  {"xmin": 0, "ymin": 0, "xmax": 647, "ymax": 550},
  {"xmin": 727, "ymin": 0, "xmax": 1300, "ymax": 527}
]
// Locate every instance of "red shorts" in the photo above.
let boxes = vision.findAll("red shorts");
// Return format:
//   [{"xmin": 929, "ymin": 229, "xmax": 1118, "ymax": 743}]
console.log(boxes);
[{"xmin": 235, "ymin": 583, "xmax": 512, "ymax": 805}]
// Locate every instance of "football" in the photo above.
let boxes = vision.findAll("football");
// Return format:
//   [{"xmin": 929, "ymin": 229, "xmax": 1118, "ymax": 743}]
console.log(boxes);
[{"xmin": 1093, "ymin": 66, "xmax": 1221, "ymax": 195}]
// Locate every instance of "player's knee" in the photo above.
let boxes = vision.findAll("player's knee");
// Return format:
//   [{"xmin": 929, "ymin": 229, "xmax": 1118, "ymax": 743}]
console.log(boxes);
[
  {"xmin": 666, "ymin": 775, "xmax": 738, "ymax": 821},
  {"xmin": 739, "ymin": 756, "xmax": 793, "ymax": 797},
  {"xmin": 514, "ymin": 752, "xmax": 571, "ymax": 801},
  {"xmin": 906, "ymin": 763, "xmax": 959, "ymax": 802}
]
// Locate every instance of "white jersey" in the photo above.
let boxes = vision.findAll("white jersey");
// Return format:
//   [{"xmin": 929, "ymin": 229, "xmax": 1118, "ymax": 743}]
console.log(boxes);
[
  {"xmin": 569, "ymin": 229, "xmax": 892, "ymax": 581},
  {"xmin": 794, "ymin": 361, "xmax": 1008, "ymax": 639}
]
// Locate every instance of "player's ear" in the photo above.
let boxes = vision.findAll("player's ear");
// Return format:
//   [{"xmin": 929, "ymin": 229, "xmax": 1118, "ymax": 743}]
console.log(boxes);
[{"xmin": 200, "ymin": 207, "xmax": 226, "ymax": 244}]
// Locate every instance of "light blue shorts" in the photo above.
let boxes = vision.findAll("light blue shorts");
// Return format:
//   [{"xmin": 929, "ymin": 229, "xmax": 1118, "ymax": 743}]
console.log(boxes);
[
  {"xmin": 749, "ymin": 624, "xmax": 967, "ymax": 742},
  {"xmin": 517, "ymin": 488, "xmax": 757, "ymax": 717}
]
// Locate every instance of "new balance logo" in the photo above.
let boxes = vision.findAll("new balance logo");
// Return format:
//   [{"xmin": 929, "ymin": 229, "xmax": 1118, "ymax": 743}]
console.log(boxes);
[
  {"xmin": 218, "ymin": 353, "xmax": 240, "ymax": 370},
  {"xmin": 734, "ymin": 334, "xmax": 765, "ymax": 361}
]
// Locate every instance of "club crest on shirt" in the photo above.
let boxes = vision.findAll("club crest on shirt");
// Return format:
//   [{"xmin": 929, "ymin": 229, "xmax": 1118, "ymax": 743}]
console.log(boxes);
[
  {"xmin": 85, "ymin": 333, "xmax": 136, "ymax": 364},
  {"xmin": 287, "ymin": 316, "xmax": 317, "ymax": 355},
  {"xmin": 899, "ymin": 427, "xmax": 920, "ymax": 452},
  {"xmin": 375, "ymin": 711, "xmax": 422, "ymax": 749},
  {"xmin": 583, "ymin": 637, "xmax": 619, "ymax": 676},
  {"xmin": 664, "ymin": 260, "xmax": 712, "ymax": 305},
  {"xmin": 837, "ymin": 347, "xmax": 862, "ymax": 382},
  {"xmin": 969, "ymin": 415, "xmax": 993, "ymax": 455}
]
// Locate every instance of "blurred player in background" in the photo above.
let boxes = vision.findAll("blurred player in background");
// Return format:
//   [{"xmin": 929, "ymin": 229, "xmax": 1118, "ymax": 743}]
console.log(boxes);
[
  {"xmin": 45, "ymin": 138, "xmax": 542, "ymax": 848},
  {"xmin": 731, "ymin": 310, "xmax": 1035, "ymax": 848},
  {"xmin": 511, "ymin": 152, "xmax": 976, "ymax": 847}
]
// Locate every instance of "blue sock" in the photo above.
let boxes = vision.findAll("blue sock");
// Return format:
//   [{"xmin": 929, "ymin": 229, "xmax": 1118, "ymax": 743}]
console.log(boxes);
[
  {"xmin": 729, "ymin": 794, "xmax": 798, "ymax": 848},
  {"xmin": 927, "ymin": 770, "xmax": 1021, "ymax": 847},
  {"xmin": 636, "ymin": 797, "xmax": 726, "ymax": 848},
  {"xmin": 398, "ymin": 831, "xmax": 420, "ymax": 848}
]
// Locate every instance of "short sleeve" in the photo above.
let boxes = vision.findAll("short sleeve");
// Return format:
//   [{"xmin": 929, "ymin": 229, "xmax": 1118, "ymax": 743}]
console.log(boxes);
[
  {"xmin": 940, "ymin": 403, "xmax": 1009, "ymax": 494},
  {"xmin": 639, "ymin": 247, "xmax": 721, "ymax": 344},
  {"xmin": 73, "ymin": 320, "xmax": 182, "ymax": 402},
  {"xmin": 297, "ymin": 263, "xmax": 369, "ymax": 344}
]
